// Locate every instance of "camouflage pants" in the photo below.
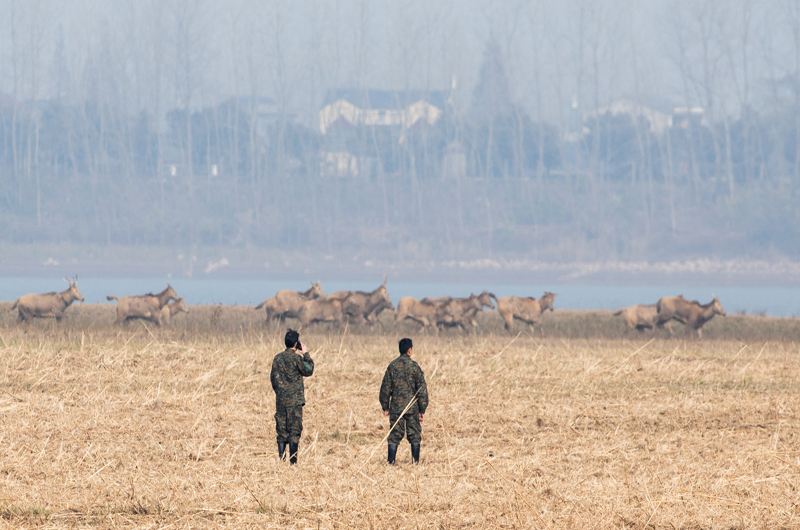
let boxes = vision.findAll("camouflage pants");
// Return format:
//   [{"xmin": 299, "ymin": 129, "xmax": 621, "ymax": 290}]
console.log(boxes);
[
  {"xmin": 275, "ymin": 405, "xmax": 303, "ymax": 443},
  {"xmin": 388, "ymin": 413, "xmax": 422, "ymax": 444}
]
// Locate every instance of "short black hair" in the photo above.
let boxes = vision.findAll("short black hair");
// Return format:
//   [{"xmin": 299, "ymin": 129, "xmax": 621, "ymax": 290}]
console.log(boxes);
[
  {"xmin": 285, "ymin": 329, "xmax": 300, "ymax": 349},
  {"xmin": 399, "ymin": 338, "xmax": 413, "ymax": 355}
]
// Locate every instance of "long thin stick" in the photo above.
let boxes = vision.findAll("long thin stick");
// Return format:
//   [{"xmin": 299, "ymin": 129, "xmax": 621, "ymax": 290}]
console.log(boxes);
[
  {"xmin": 140, "ymin": 321, "xmax": 160, "ymax": 346},
  {"xmin": 725, "ymin": 344, "xmax": 748, "ymax": 368},
  {"xmin": 338, "ymin": 322, "xmax": 348, "ymax": 356},
  {"xmin": 362, "ymin": 389, "xmax": 420, "ymax": 466},
  {"xmin": 492, "ymin": 331, "xmax": 522, "ymax": 359},
  {"xmin": 242, "ymin": 478, "xmax": 267, "ymax": 512},
  {"xmin": 740, "ymin": 342, "xmax": 767, "ymax": 381},
  {"xmin": 643, "ymin": 493, "xmax": 667, "ymax": 528},
  {"xmin": 768, "ymin": 454, "xmax": 800, "ymax": 471},
  {"xmin": 613, "ymin": 338, "xmax": 655, "ymax": 376}
]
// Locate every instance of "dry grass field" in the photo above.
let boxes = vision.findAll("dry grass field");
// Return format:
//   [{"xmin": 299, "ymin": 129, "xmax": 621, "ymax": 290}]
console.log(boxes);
[{"xmin": 1, "ymin": 303, "xmax": 799, "ymax": 528}]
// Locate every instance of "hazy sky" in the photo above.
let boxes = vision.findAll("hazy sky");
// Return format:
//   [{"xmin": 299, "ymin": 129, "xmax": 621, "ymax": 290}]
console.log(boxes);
[{"xmin": 0, "ymin": 0, "xmax": 793, "ymax": 127}]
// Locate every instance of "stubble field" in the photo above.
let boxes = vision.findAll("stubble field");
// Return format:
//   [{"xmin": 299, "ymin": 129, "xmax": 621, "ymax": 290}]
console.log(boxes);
[{"xmin": 0, "ymin": 304, "xmax": 799, "ymax": 529}]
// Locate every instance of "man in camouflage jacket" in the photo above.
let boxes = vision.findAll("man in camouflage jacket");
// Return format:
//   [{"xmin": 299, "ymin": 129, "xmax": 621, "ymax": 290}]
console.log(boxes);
[
  {"xmin": 270, "ymin": 329, "xmax": 314, "ymax": 464},
  {"xmin": 379, "ymin": 337, "xmax": 428, "ymax": 464}
]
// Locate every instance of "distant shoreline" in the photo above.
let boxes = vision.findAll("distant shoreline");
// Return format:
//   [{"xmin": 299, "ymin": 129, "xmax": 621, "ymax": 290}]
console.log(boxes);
[{"xmin": 1, "ymin": 243, "xmax": 799, "ymax": 286}]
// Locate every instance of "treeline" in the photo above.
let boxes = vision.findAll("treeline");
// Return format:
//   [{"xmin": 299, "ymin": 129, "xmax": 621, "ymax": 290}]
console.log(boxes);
[{"xmin": 1, "ymin": 0, "xmax": 799, "ymax": 261}]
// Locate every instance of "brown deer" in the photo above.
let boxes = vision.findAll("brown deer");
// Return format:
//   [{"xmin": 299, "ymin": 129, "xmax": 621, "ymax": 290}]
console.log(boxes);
[
  {"xmin": 160, "ymin": 298, "xmax": 189, "ymax": 325},
  {"xmin": 435, "ymin": 291, "xmax": 496, "ymax": 330},
  {"xmin": 394, "ymin": 297, "xmax": 451, "ymax": 329},
  {"xmin": 297, "ymin": 296, "xmax": 344, "ymax": 328},
  {"xmin": 254, "ymin": 282, "xmax": 323, "ymax": 324},
  {"xmin": 329, "ymin": 275, "xmax": 393, "ymax": 326},
  {"xmin": 496, "ymin": 292, "xmax": 556, "ymax": 333},
  {"xmin": 613, "ymin": 304, "xmax": 658, "ymax": 333},
  {"xmin": 107, "ymin": 284, "xmax": 178, "ymax": 326},
  {"xmin": 655, "ymin": 295, "xmax": 726, "ymax": 338},
  {"xmin": 11, "ymin": 277, "xmax": 84, "ymax": 322}
]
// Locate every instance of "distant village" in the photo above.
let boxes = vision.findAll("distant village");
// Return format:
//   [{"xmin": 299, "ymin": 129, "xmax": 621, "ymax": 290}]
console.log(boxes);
[
  {"xmin": 0, "ymin": 42, "xmax": 796, "ymax": 262},
  {"xmin": 0, "ymin": 79, "xmax": 751, "ymax": 190}
]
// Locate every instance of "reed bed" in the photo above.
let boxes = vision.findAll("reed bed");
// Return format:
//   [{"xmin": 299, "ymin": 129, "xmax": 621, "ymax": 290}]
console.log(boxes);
[{"xmin": 0, "ymin": 305, "xmax": 799, "ymax": 528}]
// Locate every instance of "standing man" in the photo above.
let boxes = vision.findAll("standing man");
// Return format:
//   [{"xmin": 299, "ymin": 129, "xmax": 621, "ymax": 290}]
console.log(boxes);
[
  {"xmin": 379, "ymin": 338, "xmax": 428, "ymax": 465},
  {"xmin": 270, "ymin": 329, "xmax": 314, "ymax": 464}
]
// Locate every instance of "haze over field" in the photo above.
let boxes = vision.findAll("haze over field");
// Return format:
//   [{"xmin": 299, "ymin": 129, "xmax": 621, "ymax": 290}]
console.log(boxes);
[{"xmin": 2, "ymin": 0, "xmax": 800, "ymax": 277}]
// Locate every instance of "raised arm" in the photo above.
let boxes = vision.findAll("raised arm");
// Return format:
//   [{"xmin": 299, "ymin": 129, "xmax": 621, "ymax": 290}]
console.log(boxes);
[{"xmin": 296, "ymin": 351, "xmax": 314, "ymax": 377}]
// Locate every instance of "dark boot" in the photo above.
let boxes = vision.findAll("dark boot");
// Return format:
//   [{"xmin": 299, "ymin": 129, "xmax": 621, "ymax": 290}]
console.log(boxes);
[
  {"xmin": 289, "ymin": 442, "xmax": 299, "ymax": 465},
  {"xmin": 388, "ymin": 443, "xmax": 398, "ymax": 465},
  {"xmin": 411, "ymin": 443, "xmax": 420, "ymax": 464},
  {"xmin": 277, "ymin": 442, "xmax": 287, "ymax": 461}
]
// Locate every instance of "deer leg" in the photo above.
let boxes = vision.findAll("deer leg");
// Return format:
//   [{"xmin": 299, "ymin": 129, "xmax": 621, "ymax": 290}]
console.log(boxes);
[{"xmin": 685, "ymin": 319, "xmax": 698, "ymax": 339}]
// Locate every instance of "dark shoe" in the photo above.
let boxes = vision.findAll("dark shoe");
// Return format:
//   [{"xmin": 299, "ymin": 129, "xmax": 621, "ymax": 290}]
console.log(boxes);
[
  {"xmin": 388, "ymin": 443, "xmax": 398, "ymax": 465},
  {"xmin": 411, "ymin": 443, "xmax": 420, "ymax": 464},
  {"xmin": 289, "ymin": 442, "xmax": 299, "ymax": 465},
  {"xmin": 278, "ymin": 442, "xmax": 287, "ymax": 461}
]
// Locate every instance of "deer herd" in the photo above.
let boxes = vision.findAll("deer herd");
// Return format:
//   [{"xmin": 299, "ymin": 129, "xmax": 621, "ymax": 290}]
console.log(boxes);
[{"xmin": 5, "ymin": 276, "xmax": 727, "ymax": 338}]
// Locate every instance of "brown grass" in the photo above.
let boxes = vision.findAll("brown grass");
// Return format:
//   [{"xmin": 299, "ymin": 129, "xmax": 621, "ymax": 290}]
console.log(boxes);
[{"xmin": 0, "ymin": 303, "xmax": 799, "ymax": 528}]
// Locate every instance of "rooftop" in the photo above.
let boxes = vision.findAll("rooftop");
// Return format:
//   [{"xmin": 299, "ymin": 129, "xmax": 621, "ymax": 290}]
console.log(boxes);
[{"xmin": 322, "ymin": 89, "xmax": 447, "ymax": 110}]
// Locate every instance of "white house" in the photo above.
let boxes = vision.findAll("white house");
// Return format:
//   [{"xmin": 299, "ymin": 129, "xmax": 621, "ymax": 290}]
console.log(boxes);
[
  {"xmin": 584, "ymin": 98, "xmax": 672, "ymax": 135},
  {"xmin": 319, "ymin": 89, "xmax": 446, "ymax": 135}
]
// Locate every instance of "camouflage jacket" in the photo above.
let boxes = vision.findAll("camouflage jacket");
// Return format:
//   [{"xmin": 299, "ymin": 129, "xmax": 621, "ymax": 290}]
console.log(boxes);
[
  {"xmin": 379, "ymin": 353, "xmax": 428, "ymax": 416},
  {"xmin": 270, "ymin": 348, "xmax": 315, "ymax": 408}
]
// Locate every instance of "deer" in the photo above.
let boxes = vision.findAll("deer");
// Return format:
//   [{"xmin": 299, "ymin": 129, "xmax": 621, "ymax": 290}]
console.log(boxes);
[
  {"xmin": 254, "ymin": 282, "xmax": 324, "ymax": 324},
  {"xmin": 655, "ymin": 295, "xmax": 726, "ymax": 339},
  {"xmin": 394, "ymin": 297, "xmax": 451, "ymax": 329},
  {"xmin": 11, "ymin": 277, "xmax": 84, "ymax": 322},
  {"xmin": 107, "ymin": 284, "xmax": 178, "ymax": 326},
  {"xmin": 297, "ymin": 296, "xmax": 344, "ymax": 328},
  {"xmin": 328, "ymin": 275, "xmax": 393, "ymax": 326},
  {"xmin": 613, "ymin": 304, "xmax": 658, "ymax": 333},
  {"xmin": 160, "ymin": 298, "xmax": 189, "ymax": 325},
  {"xmin": 434, "ymin": 291, "xmax": 496, "ymax": 331},
  {"xmin": 496, "ymin": 292, "xmax": 556, "ymax": 333}
]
